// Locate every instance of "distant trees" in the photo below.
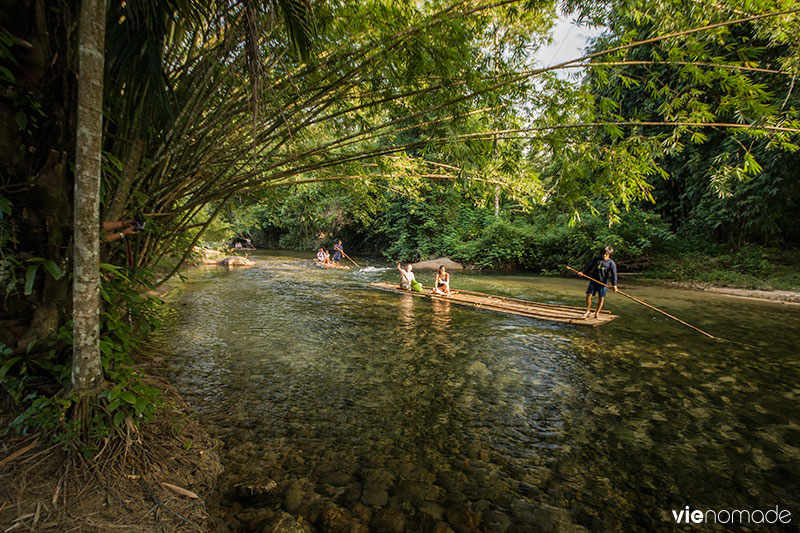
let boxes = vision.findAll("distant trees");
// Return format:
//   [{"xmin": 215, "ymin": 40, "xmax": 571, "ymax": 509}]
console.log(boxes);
[{"xmin": 579, "ymin": 0, "xmax": 800, "ymax": 242}]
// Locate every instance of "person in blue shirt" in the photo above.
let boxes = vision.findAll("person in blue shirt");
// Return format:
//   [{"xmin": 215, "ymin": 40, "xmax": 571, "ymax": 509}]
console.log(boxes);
[
  {"xmin": 579, "ymin": 246, "xmax": 619, "ymax": 319},
  {"xmin": 333, "ymin": 240, "xmax": 343, "ymax": 264}
]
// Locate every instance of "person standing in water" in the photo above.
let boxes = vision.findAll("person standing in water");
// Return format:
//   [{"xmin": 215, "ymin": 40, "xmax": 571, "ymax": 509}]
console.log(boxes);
[{"xmin": 579, "ymin": 246, "xmax": 619, "ymax": 318}]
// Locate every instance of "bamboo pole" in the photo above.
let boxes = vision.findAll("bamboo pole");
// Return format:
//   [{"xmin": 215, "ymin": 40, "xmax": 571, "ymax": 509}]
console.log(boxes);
[
  {"xmin": 566, "ymin": 265, "xmax": 719, "ymax": 339},
  {"xmin": 342, "ymin": 251, "xmax": 360, "ymax": 268}
]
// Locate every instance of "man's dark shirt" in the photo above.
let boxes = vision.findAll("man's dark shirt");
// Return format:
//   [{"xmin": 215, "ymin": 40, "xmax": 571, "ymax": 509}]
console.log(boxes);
[{"xmin": 583, "ymin": 256, "xmax": 618, "ymax": 286}]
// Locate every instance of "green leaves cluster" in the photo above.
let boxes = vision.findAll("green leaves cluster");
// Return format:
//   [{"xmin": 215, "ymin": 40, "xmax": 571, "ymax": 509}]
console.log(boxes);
[
  {"xmin": 1, "ymin": 264, "xmax": 164, "ymax": 445},
  {"xmin": 100, "ymin": 371, "xmax": 162, "ymax": 428}
]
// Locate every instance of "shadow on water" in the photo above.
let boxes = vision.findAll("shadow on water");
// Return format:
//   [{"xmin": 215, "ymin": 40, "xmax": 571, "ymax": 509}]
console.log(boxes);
[{"xmin": 144, "ymin": 253, "xmax": 800, "ymax": 532}]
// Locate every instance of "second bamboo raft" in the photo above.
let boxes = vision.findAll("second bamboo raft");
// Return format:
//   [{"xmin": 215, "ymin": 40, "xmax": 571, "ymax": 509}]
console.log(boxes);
[
  {"xmin": 367, "ymin": 282, "xmax": 617, "ymax": 326},
  {"xmin": 314, "ymin": 259, "xmax": 350, "ymax": 269}
]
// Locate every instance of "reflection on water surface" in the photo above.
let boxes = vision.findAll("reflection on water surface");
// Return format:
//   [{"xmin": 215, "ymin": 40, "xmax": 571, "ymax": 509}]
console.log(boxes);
[{"xmin": 144, "ymin": 252, "xmax": 800, "ymax": 532}]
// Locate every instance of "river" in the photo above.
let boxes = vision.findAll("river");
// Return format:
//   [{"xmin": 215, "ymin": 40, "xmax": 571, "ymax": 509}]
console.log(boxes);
[{"xmin": 143, "ymin": 251, "xmax": 799, "ymax": 532}]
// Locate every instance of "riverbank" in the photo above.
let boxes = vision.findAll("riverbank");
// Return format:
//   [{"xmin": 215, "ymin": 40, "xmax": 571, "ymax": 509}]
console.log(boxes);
[
  {"xmin": 663, "ymin": 281, "xmax": 800, "ymax": 305},
  {"xmin": 633, "ymin": 247, "xmax": 800, "ymax": 292},
  {"xmin": 0, "ymin": 366, "xmax": 222, "ymax": 531}
]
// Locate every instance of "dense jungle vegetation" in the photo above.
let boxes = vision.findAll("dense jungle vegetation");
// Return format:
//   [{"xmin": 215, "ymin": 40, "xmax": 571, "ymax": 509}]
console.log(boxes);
[
  {"xmin": 222, "ymin": 2, "xmax": 800, "ymax": 289},
  {"xmin": 1, "ymin": 0, "xmax": 798, "ymax": 466}
]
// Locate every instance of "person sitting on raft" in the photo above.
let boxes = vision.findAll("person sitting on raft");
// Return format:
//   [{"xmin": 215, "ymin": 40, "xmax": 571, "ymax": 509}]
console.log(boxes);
[
  {"xmin": 317, "ymin": 247, "xmax": 326, "ymax": 263},
  {"xmin": 397, "ymin": 263, "xmax": 422, "ymax": 292},
  {"xmin": 431, "ymin": 265, "xmax": 451, "ymax": 297},
  {"xmin": 578, "ymin": 245, "xmax": 619, "ymax": 319}
]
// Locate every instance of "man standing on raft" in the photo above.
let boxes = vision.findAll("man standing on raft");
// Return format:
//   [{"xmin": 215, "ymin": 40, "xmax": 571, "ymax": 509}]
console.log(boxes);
[
  {"xmin": 579, "ymin": 246, "xmax": 618, "ymax": 319},
  {"xmin": 333, "ymin": 240, "xmax": 344, "ymax": 265}
]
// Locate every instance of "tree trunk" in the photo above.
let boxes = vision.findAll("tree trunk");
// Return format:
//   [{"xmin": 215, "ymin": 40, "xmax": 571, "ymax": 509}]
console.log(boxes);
[{"xmin": 72, "ymin": 0, "xmax": 106, "ymax": 394}]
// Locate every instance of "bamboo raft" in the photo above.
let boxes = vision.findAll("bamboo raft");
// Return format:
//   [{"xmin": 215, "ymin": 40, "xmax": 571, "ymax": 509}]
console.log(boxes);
[
  {"xmin": 367, "ymin": 282, "xmax": 617, "ymax": 326},
  {"xmin": 314, "ymin": 259, "xmax": 350, "ymax": 270}
]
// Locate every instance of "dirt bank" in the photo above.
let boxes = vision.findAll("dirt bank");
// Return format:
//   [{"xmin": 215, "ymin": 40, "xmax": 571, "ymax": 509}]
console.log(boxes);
[
  {"xmin": 0, "ymin": 368, "xmax": 222, "ymax": 532},
  {"xmin": 664, "ymin": 281, "xmax": 800, "ymax": 305}
]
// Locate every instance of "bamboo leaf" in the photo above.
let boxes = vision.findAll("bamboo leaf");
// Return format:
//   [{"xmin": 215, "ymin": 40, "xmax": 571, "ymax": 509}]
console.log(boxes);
[
  {"xmin": 15, "ymin": 110, "xmax": 26, "ymax": 130},
  {"xmin": 159, "ymin": 482, "xmax": 198, "ymax": 499},
  {"xmin": 40, "ymin": 260, "xmax": 64, "ymax": 280},
  {"xmin": 24, "ymin": 265, "xmax": 39, "ymax": 295}
]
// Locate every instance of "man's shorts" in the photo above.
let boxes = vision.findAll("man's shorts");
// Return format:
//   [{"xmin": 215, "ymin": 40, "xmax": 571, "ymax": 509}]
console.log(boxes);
[{"xmin": 586, "ymin": 281, "xmax": 607, "ymax": 297}]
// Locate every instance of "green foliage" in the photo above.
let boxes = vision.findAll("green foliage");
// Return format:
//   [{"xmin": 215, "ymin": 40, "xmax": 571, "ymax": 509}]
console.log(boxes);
[
  {"xmin": 583, "ymin": 0, "xmax": 800, "ymax": 245},
  {"xmin": 448, "ymin": 207, "xmax": 676, "ymax": 272},
  {"xmin": 8, "ymin": 396, "xmax": 75, "ymax": 438},
  {"xmin": 640, "ymin": 243, "xmax": 800, "ymax": 289},
  {"xmin": 1, "ymin": 265, "xmax": 164, "ymax": 447},
  {"xmin": 0, "ymin": 195, "xmax": 22, "ymax": 300},
  {"xmin": 99, "ymin": 369, "xmax": 162, "ymax": 428},
  {"xmin": 0, "ymin": 29, "xmax": 16, "ymax": 84},
  {"xmin": 24, "ymin": 257, "xmax": 64, "ymax": 295}
]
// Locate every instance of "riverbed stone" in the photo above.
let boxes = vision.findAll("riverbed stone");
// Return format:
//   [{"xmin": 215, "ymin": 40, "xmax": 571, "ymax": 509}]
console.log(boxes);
[
  {"xmin": 263, "ymin": 511, "xmax": 305, "ymax": 533},
  {"xmin": 419, "ymin": 501, "xmax": 445, "ymax": 521},
  {"xmin": 410, "ymin": 257, "xmax": 463, "ymax": 271},
  {"xmin": 284, "ymin": 478, "xmax": 312, "ymax": 514},
  {"xmin": 342, "ymin": 481, "xmax": 363, "ymax": 504},
  {"xmin": 235, "ymin": 478, "xmax": 279, "ymax": 501},
  {"xmin": 446, "ymin": 503, "xmax": 479, "ymax": 533},
  {"xmin": 432, "ymin": 522, "xmax": 455, "ymax": 533},
  {"xmin": 238, "ymin": 507, "xmax": 275, "ymax": 531},
  {"xmin": 351, "ymin": 502, "xmax": 372, "ymax": 523},
  {"xmin": 370, "ymin": 507, "xmax": 407, "ymax": 532},
  {"xmin": 511, "ymin": 501, "xmax": 588, "ymax": 533},
  {"xmin": 218, "ymin": 256, "xmax": 256, "ymax": 267},
  {"xmin": 318, "ymin": 505, "xmax": 355, "ymax": 533},
  {"xmin": 483, "ymin": 510, "xmax": 511, "ymax": 532},
  {"xmin": 361, "ymin": 482, "xmax": 390, "ymax": 506},
  {"xmin": 318, "ymin": 471, "xmax": 353, "ymax": 487}
]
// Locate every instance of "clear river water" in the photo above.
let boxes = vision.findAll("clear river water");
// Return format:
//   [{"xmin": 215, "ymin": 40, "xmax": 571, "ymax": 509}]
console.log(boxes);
[{"xmin": 143, "ymin": 251, "xmax": 799, "ymax": 532}]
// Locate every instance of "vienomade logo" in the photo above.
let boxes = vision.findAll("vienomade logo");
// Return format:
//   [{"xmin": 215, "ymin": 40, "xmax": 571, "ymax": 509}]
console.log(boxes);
[{"xmin": 671, "ymin": 506, "xmax": 792, "ymax": 525}]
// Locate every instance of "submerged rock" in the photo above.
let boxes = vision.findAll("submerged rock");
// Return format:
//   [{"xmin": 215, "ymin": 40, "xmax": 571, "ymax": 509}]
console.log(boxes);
[
  {"xmin": 370, "ymin": 508, "xmax": 407, "ymax": 532},
  {"xmin": 218, "ymin": 256, "xmax": 256, "ymax": 267},
  {"xmin": 264, "ymin": 511, "xmax": 306, "ymax": 533},
  {"xmin": 318, "ymin": 505, "xmax": 366, "ymax": 533},
  {"xmin": 446, "ymin": 504, "xmax": 479, "ymax": 533},
  {"xmin": 361, "ymin": 482, "xmax": 389, "ymax": 506},
  {"xmin": 234, "ymin": 477, "xmax": 279, "ymax": 500},
  {"xmin": 432, "ymin": 522, "xmax": 455, "ymax": 533}
]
